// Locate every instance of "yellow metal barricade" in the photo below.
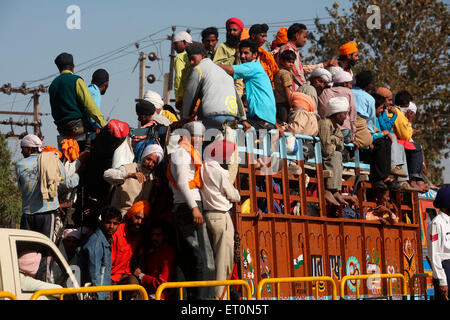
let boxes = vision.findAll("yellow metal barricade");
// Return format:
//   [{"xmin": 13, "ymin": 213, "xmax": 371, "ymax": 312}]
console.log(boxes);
[
  {"xmin": 410, "ymin": 272, "xmax": 433, "ymax": 300},
  {"xmin": 155, "ymin": 280, "xmax": 252, "ymax": 300},
  {"xmin": 256, "ymin": 276, "xmax": 337, "ymax": 300},
  {"xmin": 30, "ymin": 284, "xmax": 149, "ymax": 300},
  {"xmin": 340, "ymin": 273, "xmax": 407, "ymax": 300},
  {"xmin": 0, "ymin": 291, "xmax": 18, "ymax": 300}
]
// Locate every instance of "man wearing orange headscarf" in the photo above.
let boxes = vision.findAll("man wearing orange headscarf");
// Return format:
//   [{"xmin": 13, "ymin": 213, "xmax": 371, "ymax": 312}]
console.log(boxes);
[
  {"xmin": 249, "ymin": 23, "xmax": 279, "ymax": 82},
  {"xmin": 111, "ymin": 200, "xmax": 150, "ymax": 299},
  {"xmin": 277, "ymin": 92, "xmax": 318, "ymax": 137},
  {"xmin": 337, "ymin": 41, "xmax": 359, "ymax": 76}
]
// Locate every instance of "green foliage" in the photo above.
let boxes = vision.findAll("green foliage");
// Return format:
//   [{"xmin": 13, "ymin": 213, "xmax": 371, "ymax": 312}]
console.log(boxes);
[
  {"xmin": 0, "ymin": 134, "xmax": 22, "ymax": 227},
  {"xmin": 308, "ymin": 0, "xmax": 450, "ymax": 184}
]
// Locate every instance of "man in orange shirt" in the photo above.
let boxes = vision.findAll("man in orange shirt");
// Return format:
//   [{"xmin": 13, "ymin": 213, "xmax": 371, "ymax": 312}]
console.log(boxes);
[{"xmin": 111, "ymin": 200, "xmax": 150, "ymax": 299}]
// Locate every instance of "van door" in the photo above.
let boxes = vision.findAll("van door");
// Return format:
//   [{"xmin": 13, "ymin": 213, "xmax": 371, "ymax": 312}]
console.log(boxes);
[{"xmin": 9, "ymin": 235, "xmax": 81, "ymax": 300}]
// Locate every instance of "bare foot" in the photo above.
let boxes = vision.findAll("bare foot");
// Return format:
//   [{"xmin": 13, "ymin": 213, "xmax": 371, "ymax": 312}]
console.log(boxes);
[
  {"xmin": 325, "ymin": 190, "xmax": 340, "ymax": 206},
  {"xmin": 333, "ymin": 192, "xmax": 349, "ymax": 206}
]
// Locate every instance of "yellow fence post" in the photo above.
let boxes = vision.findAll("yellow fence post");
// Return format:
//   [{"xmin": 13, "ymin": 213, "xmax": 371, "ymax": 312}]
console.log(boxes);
[
  {"xmin": 29, "ymin": 284, "xmax": 149, "ymax": 300},
  {"xmin": 155, "ymin": 280, "xmax": 252, "ymax": 300},
  {"xmin": 0, "ymin": 291, "xmax": 18, "ymax": 300},
  {"xmin": 410, "ymin": 272, "xmax": 433, "ymax": 300},
  {"xmin": 255, "ymin": 276, "xmax": 337, "ymax": 300},
  {"xmin": 339, "ymin": 273, "xmax": 407, "ymax": 300}
]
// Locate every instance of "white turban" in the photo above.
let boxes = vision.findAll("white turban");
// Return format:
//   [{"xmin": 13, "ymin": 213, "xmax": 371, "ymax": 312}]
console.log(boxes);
[
  {"xmin": 311, "ymin": 66, "xmax": 333, "ymax": 84},
  {"xmin": 21, "ymin": 134, "xmax": 43, "ymax": 152},
  {"xmin": 173, "ymin": 31, "xmax": 193, "ymax": 44},
  {"xmin": 63, "ymin": 228, "xmax": 81, "ymax": 240},
  {"xmin": 327, "ymin": 66, "xmax": 343, "ymax": 76},
  {"xmin": 326, "ymin": 96, "xmax": 349, "ymax": 117},
  {"xmin": 183, "ymin": 121, "xmax": 206, "ymax": 136},
  {"xmin": 141, "ymin": 143, "xmax": 164, "ymax": 164},
  {"xmin": 144, "ymin": 90, "xmax": 164, "ymax": 110},
  {"xmin": 400, "ymin": 101, "xmax": 417, "ymax": 115},
  {"xmin": 18, "ymin": 251, "xmax": 42, "ymax": 277},
  {"xmin": 333, "ymin": 70, "xmax": 353, "ymax": 84}
]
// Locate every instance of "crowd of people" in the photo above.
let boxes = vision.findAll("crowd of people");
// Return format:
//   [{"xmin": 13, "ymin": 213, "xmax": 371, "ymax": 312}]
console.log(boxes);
[{"xmin": 14, "ymin": 17, "xmax": 433, "ymax": 300}]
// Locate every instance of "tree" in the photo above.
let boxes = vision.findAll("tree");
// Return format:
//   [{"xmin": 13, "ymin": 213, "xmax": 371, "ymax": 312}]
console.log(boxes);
[
  {"xmin": 0, "ymin": 134, "xmax": 22, "ymax": 227},
  {"xmin": 308, "ymin": 0, "xmax": 449, "ymax": 184}
]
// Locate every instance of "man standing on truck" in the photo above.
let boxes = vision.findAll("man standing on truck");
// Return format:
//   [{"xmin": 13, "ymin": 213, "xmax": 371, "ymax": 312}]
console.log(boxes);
[
  {"xmin": 49, "ymin": 53, "xmax": 106, "ymax": 150},
  {"xmin": 427, "ymin": 185, "xmax": 450, "ymax": 300},
  {"xmin": 16, "ymin": 134, "xmax": 80, "ymax": 240},
  {"xmin": 80, "ymin": 206, "xmax": 122, "ymax": 300}
]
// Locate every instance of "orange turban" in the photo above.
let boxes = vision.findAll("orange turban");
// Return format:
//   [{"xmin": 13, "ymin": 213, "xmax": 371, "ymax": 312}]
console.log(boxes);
[
  {"xmin": 275, "ymin": 27, "xmax": 288, "ymax": 45},
  {"xmin": 376, "ymin": 87, "xmax": 393, "ymax": 99},
  {"xmin": 42, "ymin": 145, "xmax": 62, "ymax": 159},
  {"xmin": 60, "ymin": 138, "xmax": 80, "ymax": 162},
  {"xmin": 339, "ymin": 41, "xmax": 358, "ymax": 56},
  {"xmin": 289, "ymin": 92, "xmax": 315, "ymax": 112},
  {"xmin": 126, "ymin": 200, "xmax": 150, "ymax": 218},
  {"xmin": 240, "ymin": 28, "xmax": 249, "ymax": 41}
]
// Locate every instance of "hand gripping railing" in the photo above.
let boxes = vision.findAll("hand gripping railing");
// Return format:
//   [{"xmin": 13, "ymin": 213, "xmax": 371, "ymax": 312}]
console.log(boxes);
[
  {"xmin": 340, "ymin": 273, "xmax": 407, "ymax": 300},
  {"xmin": 155, "ymin": 280, "xmax": 253, "ymax": 300},
  {"xmin": 256, "ymin": 276, "xmax": 337, "ymax": 300},
  {"xmin": 0, "ymin": 291, "xmax": 18, "ymax": 300},
  {"xmin": 29, "ymin": 284, "xmax": 149, "ymax": 300}
]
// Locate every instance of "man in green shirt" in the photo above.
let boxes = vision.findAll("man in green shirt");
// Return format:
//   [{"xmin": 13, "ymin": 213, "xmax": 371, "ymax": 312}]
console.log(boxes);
[
  {"xmin": 173, "ymin": 31, "xmax": 193, "ymax": 110},
  {"xmin": 49, "ymin": 52, "xmax": 106, "ymax": 141}
]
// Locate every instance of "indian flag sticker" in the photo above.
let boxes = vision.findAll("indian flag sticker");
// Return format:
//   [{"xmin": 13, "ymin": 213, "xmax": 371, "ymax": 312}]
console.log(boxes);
[{"xmin": 294, "ymin": 254, "xmax": 304, "ymax": 270}]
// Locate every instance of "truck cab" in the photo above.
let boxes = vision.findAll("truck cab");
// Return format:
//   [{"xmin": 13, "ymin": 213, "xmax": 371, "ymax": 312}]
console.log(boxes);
[{"xmin": 0, "ymin": 228, "xmax": 81, "ymax": 300}]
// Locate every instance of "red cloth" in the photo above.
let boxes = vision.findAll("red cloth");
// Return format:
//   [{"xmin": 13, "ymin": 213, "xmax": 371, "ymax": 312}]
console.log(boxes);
[
  {"xmin": 140, "ymin": 244, "xmax": 176, "ymax": 300},
  {"xmin": 111, "ymin": 223, "xmax": 141, "ymax": 282}
]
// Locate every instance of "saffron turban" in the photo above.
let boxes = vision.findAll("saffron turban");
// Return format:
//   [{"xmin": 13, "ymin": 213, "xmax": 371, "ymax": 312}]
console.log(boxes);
[
  {"xmin": 240, "ymin": 28, "xmax": 249, "ymax": 41},
  {"xmin": 434, "ymin": 186, "xmax": 450, "ymax": 209},
  {"xmin": 275, "ymin": 27, "xmax": 288, "ymax": 45},
  {"xmin": 376, "ymin": 87, "xmax": 393, "ymax": 99},
  {"xmin": 60, "ymin": 138, "xmax": 80, "ymax": 162},
  {"xmin": 289, "ymin": 92, "xmax": 315, "ymax": 113},
  {"xmin": 127, "ymin": 200, "xmax": 151, "ymax": 218},
  {"xmin": 226, "ymin": 17, "xmax": 244, "ymax": 32},
  {"xmin": 42, "ymin": 145, "xmax": 63, "ymax": 159},
  {"xmin": 333, "ymin": 70, "xmax": 353, "ymax": 84},
  {"xmin": 18, "ymin": 251, "xmax": 42, "ymax": 277},
  {"xmin": 173, "ymin": 31, "xmax": 193, "ymax": 44},
  {"xmin": 205, "ymin": 139, "xmax": 236, "ymax": 162},
  {"xmin": 339, "ymin": 41, "xmax": 358, "ymax": 55},
  {"xmin": 326, "ymin": 96, "xmax": 349, "ymax": 117},
  {"xmin": 310, "ymin": 66, "xmax": 333, "ymax": 85},
  {"xmin": 21, "ymin": 134, "xmax": 43, "ymax": 152},
  {"xmin": 143, "ymin": 90, "xmax": 164, "ymax": 110},
  {"xmin": 141, "ymin": 143, "xmax": 164, "ymax": 164}
]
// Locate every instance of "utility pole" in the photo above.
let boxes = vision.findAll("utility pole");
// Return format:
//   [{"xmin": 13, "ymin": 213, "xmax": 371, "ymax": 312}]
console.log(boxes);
[
  {"xmin": 165, "ymin": 26, "xmax": 176, "ymax": 104},
  {"xmin": 0, "ymin": 83, "xmax": 46, "ymax": 139},
  {"xmin": 138, "ymin": 51, "xmax": 146, "ymax": 100}
]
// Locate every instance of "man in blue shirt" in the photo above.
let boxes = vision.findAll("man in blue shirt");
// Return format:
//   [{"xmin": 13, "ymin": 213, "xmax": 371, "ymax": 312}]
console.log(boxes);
[
  {"xmin": 16, "ymin": 134, "xmax": 80, "ymax": 239},
  {"xmin": 218, "ymin": 39, "xmax": 276, "ymax": 130},
  {"xmin": 87, "ymin": 69, "xmax": 109, "ymax": 131},
  {"xmin": 352, "ymin": 70, "xmax": 376, "ymax": 148},
  {"xmin": 80, "ymin": 206, "xmax": 121, "ymax": 300}
]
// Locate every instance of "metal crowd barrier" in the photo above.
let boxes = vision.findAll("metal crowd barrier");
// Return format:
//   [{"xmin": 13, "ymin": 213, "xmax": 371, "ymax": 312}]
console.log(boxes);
[
  {"xmin": 155, "ymin": 280, "xmax": 252, "ymax": 300},
  {"xmin": 0, "ymin": 291, "xmax": 18, "ymax": 300},
  {"xmin": 256, "ymin": 276, "xmax": 337, "ymax": 300},
  {"xmin": 30, "ymin": 284, "xmax": 149, "ymax": 300},
  {"xmin": 340, "ymin": 273, "xmax": 407, "ymax": 300}
]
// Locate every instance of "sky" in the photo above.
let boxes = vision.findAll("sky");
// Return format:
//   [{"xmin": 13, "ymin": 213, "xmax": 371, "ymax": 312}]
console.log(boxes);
[{"xmin": 1, "ymin": 0, "xmax": 449, "ymax": 183}]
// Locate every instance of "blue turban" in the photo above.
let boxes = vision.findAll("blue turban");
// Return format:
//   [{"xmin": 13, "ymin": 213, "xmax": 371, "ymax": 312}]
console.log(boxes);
[{"xmin": 434, "ymin": 186, "xmax": 450, "ymax": 209}]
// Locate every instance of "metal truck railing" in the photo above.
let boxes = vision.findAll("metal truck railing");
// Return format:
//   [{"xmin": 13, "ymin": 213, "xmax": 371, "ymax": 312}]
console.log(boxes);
[
  {"xmin": 29, "ymin": 284, "xmax": 149, "ymax": 300},
  {"xmin": 340, "ymin": 273, "xmax": 407, "ymax": 300},
  {"xmin": 0, "ymin": 291, "xmax": 18, "ymax": 300},
  {"xmin": 155, "ymin": 280, "xmax": 252, "ymax": 300}
]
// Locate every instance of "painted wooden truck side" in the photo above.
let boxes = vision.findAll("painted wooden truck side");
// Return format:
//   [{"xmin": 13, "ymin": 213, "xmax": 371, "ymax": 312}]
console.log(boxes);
[{"xmin": 231, "ymin": 129, "xmax": 425, "ymax": 299}]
